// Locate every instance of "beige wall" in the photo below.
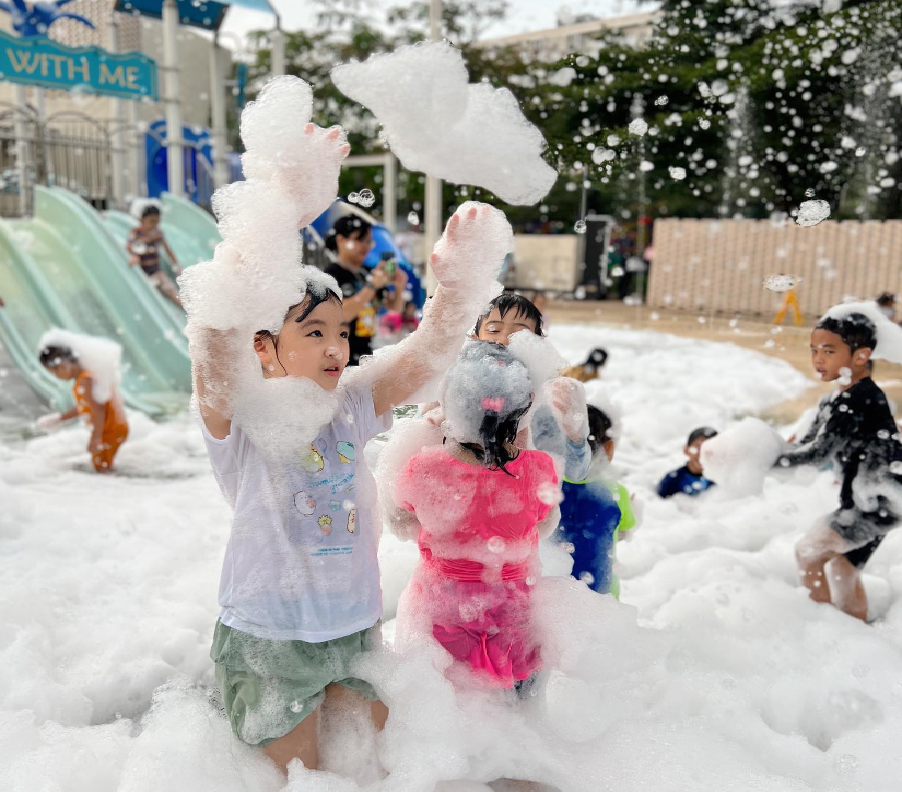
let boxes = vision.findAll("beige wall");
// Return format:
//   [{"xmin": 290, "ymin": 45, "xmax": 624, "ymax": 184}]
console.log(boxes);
[
  {"xmin": 647, "ymin": 218, "xmax": 902, "ymax": 317},
  {"xmin": 509, "ymin": 234, "xmax": 581, "ymax": 291}
]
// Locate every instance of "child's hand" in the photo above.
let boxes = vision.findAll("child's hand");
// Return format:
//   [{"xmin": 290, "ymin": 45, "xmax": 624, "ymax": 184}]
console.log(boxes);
[
  {"xmin": 549, "ymin": 377, "xmax": 589, "ymax": 442},
  {"xmin": 289, "ymin": 123, "xmax": 351, "ymax": 229},
  {"xmin": 429, "ymin": 202, "xmax": 511, "ymax": 290},
  {"xmin": 128, "ymin": 255, "xmax": 140, "ymax": 267},
  {"xmin": 35, "ymin": 413, "xmax": 62, "ymax": 432}
]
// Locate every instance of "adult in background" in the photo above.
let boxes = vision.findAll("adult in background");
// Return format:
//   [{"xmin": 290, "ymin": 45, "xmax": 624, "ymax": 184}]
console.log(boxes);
[{"xmin": 325, "ymin": 215, "xmax": 407, "ymax": 365}]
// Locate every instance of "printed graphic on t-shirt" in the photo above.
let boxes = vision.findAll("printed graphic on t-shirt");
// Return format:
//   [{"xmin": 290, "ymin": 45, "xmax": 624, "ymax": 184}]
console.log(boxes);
[{"xmin": 289, "ymin": 438, "xmax": 357, "ymax": 556}]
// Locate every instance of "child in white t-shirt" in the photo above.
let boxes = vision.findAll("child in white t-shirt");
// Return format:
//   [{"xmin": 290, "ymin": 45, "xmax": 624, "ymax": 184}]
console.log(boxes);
[{"xmin": 183, "ymin": 77, "xmax": 508, "ymax": 776}]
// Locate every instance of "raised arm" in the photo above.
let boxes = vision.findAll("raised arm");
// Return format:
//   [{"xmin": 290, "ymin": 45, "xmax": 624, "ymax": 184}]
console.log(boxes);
[{"xmin": 367, "ymin": 203, "xmax": 509, "ymax": 416}]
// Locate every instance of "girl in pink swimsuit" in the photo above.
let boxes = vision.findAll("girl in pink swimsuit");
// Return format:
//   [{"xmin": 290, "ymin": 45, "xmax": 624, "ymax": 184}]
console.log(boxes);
[{"xmin": 396, "ymin": 342, "xmax": 560, "ymax": 688}]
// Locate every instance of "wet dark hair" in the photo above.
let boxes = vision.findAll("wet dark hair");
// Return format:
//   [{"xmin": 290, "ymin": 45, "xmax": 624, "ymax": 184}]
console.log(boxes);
[
  {"xmin": 687, "ymin": 426, "xmax": 718, "ymax": 446},
  {"xmin": 325, "ymin": 214, "xmax": 373, "ymax": 254},
  {"xmin": 586, "ymin": 404, "xmax": 614, "ymax": 457},
  {"xmin": 815, "ymin": 313, "xmax": 878, "ymax": 354},
  {"xmin": 141, "ymin": 205, "xmax": 161, "ymax": 219},
  {"xmin": 877, "ymin": 292, "xmax": 896, "ymax": 307},
  {"xmin": 583, "ymin": 347, "xmax": 608, "ymax": 374},
  {"xmin": 39, "ymin": 344, "xmax": 77, "ymax": 368},
  {"xmin": 462, "ymin": 404, "xmax": 532, "ymax": 475},
  {"xmin": 474, "ymin": 293, "xmax": 544, "ymax": 337},
  {"xmin": 254, "ymin": 286, "xmax": 343, "ymax": 357}
]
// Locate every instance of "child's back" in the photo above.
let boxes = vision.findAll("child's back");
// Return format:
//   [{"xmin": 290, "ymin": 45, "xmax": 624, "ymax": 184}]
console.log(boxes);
[{"xmin": 398, "ymin": 444, "xmax": 557, "ymax": 687}]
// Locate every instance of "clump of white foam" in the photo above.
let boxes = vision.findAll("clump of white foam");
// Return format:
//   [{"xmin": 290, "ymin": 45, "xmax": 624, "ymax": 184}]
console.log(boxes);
[
  {"xmin": 823, "ymin": 300, "xmax": 902, "ymax": 364},
  {"xmin": 128, "ymin": 197, "xmax": 162, "ymax": 219},
  {"xmin": 37, "ymin": 328, "xmax": 121, "ymax": 404},
  {"xmin": 700, "ymin": 417, "xmax": 787, "ymax": 497},
  {"xmin": 795, "ymin": 199, "xmax": 831, "ymax": 227},
  {"xmin": 331, "ymin": 41, "xmax": 557, "ymax": 205},
  {"xmin": 179, "ymin": 76, "xmax": 350, "ymax": 455},
  {"xmin": 507, "ymin": 330, "xmax": 566, "ymax": 387}
]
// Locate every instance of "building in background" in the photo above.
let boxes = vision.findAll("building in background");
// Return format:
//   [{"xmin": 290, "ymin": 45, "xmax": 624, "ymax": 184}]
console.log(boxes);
[
  {"xmin": 0, "ymin": 0, "xmax": 219, "ymax": 130},
  {"xmin": 474, "ymin": 12, "xmax": 659, "ymax": 61}
]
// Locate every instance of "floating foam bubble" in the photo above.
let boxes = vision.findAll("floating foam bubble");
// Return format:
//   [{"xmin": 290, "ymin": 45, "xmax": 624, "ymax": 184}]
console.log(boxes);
[
  {"xmin": 795, "ymin": 199, "xmax": 831, "ymax": 227},
  {"xmin": 763, "ymin": 274, "xmax": 801, "ymax": 292},
  {"xmin": 331, "ymin": 41, "xmax": 557, "ymax": 205}
]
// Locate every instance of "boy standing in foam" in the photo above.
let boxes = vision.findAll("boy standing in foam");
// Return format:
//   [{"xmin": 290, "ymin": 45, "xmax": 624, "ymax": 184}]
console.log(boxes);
[
  {"xmin": 37, "ymin": 329, "xmax": 128, "ymax": 472},
  {"xmin": 778, "ymin": 306, "xmax": 902, "ymax": 621},
  {"xmin": 657, "ymin": 427, "xmax": 718, "ymax": 498},
  {"xmin": 180, "ymin": 76, "xmax": 509, "ymax": 775}
]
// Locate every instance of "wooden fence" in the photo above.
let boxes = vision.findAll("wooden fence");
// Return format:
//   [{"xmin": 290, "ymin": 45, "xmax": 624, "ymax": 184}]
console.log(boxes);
[{"xmin": 647, "ymin": 218, "xmax": 902, "ymax": 318}]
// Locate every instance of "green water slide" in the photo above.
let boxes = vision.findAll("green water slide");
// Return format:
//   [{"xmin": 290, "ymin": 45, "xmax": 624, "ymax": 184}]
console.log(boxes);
[
  {"xmin": 162, "ymin": 192, "xmax": 220, "ymax": 264},
  {"xmin": 0, "ymin": 187, "xmax": 192, "ymax": 414},
  {"xmin": 0, "ymin": 221, "xmax": 74, "ymax": 412}
]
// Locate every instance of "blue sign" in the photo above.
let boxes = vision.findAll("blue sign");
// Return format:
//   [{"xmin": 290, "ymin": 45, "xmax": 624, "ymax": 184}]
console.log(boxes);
[
  {"xmin": 114, "ymin": 0, "xmax": 274, "ymax": 32},
  {"xmin": 0, "ymin": 29, "xmax": 158, "ymax": 99}
]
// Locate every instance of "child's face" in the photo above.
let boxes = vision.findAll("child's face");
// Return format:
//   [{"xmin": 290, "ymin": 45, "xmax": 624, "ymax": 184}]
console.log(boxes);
[
  {"xmin": 44, "ymin": 361, "xmax": 79, "ymax": 380},
  {"xmin": 810, "ymin": 328, "xmax": 869, "ymax": 381},
  {"xmin": 141, "ymin": 214, "xmax": 160, "ymax": 230},
  {"xmin": 254, "ymin": 299, "xmax": 350, "ymax": 390},
  {"xmin": 475, "ymin": 308, "xmax": 538, "ymax": 346},
  {"xmin": 684, "ymin": 437, "xmax": 709, "ymax": 474},
  {"xmin": 337, "ymin": 231, "xmax": 374, "ymax": 267}
]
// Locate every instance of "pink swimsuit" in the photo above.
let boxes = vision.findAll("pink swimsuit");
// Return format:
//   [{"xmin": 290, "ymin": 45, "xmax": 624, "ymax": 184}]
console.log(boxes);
[{"xmin": 399, "ymin": 447, "xmax": 558, "ymax": 687}]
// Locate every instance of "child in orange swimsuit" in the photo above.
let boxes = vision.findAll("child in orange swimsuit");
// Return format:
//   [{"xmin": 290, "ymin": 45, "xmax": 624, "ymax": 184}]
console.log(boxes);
[{"xmin": 38, "ymin": 331, "xmax": 129, "ymax": 472}]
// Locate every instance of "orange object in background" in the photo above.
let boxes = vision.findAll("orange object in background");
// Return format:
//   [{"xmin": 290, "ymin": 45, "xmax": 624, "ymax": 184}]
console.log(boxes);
[{"xmin": 774, "ymin": 288, "xmax": 803, "ymax": 326}]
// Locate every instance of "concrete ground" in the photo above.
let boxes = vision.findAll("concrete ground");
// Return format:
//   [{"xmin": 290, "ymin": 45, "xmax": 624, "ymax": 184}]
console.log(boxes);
[{"xmin": 546, "ymin": 299, "xmax": 902, "ymax": 424}]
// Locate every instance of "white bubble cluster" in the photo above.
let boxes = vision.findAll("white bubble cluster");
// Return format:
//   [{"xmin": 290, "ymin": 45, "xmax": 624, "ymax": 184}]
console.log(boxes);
[
  {"xmin": 331, "ymin": 41, "xmax": 558, "ymax": 205},
  {"xmin": 669, "ymin": 166, "xmax": 687, "ymax": 180},
  {"xmin": 628, "ymin": 118, "xmax": 649, "ymax": 136},
  {"xmin": 795, "ymin": 199, "xmax": 831, "ymax": 227},
  {"xmin": 763, "ymin": 274, "xmax": 801, "ymax": 292}
]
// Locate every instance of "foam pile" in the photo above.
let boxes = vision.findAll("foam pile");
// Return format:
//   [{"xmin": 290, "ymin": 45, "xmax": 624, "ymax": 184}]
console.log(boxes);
[{"xmin": 331, "ymin": 41, "xmax": 558, "ymax": 206}]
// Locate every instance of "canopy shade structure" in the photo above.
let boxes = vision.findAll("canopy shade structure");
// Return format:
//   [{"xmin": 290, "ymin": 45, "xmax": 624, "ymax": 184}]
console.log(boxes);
[{"xmin": 114, "ymin": 0, "xmax": 275, "ymax": 31}]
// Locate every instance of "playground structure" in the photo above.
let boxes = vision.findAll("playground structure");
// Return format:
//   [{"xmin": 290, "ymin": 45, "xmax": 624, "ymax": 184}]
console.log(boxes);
[{"xmin": 0, "ymin": 185, "xmax": 218, "ymax": 414}]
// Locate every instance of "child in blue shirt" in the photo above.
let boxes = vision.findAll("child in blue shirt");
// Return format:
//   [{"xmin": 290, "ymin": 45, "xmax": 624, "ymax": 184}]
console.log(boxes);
[
  {"xmin": 657, "ymin": 426, "xmax": 718, "ymax": 498},
  {"xmin": 557, "ymin": 404, "xmax": 637, "ymax": 598}
]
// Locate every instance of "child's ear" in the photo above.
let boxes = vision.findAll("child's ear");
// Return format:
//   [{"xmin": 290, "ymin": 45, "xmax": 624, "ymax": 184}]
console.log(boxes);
[
  {"xmin": 603, "ymin": 439, "xmax": 615, "ymax": 462},
  {"xmin": 683, "ymin": 444, "xmax": 693, "ymax": 457},
  {"xmin": 856, "ymin": 348, "xmax": 873, "ymax": 366},
  {"xmin": 253, "ymin": 334, "xmax": 279, "ymax": 374}
]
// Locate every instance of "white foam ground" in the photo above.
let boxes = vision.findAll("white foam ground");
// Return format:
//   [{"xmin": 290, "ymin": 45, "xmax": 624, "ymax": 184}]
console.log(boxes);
[{"xmin": 3, "ymin": 324, "xmax": 902, "ymax": 791}]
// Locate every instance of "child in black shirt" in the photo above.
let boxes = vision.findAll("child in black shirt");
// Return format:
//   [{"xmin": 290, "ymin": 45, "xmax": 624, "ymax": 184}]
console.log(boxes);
[{"xmin": 779, "ymin": 310, "xmax": 902, "ymax": 621}]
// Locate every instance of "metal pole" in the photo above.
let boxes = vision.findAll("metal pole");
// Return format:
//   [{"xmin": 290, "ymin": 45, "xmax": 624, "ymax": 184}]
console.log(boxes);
[
  {"xmin": 210, "ymin": 33, "xmax": 230, "ymax": 189},
  {"xmin": 383, "ymin": 152, "xmax": 397, "ymax": 233},
  {"xmin": 271, "ymin": 12, "xmax": 286, "ymax": 77},
  {"xmin": 423, "ymin": 0, "xmax": 443, "ymax": 294},
  {"xmin": 109, "ymin": 15, "xmax": 127, "ymax": 209},
  {"xmin": 129, "ymin": 99, "xmax": 142, "ymax": 202},
  {"xmin": 162, "ymin": 0, "xmax": 184, "ymax": 197},
  {"xmin": 14, "ymin": 84, "xmax": 29, "ymax": 216}
]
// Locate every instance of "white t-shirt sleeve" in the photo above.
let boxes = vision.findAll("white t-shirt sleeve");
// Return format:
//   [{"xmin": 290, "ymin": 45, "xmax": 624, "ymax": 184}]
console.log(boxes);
[
  {"xmin": 201, "ymin": 422, "xmax": 251, "ymax": 508},
  {"xmin": 345, "ymin": 384, "xmax": 392, "ymax": 443}
]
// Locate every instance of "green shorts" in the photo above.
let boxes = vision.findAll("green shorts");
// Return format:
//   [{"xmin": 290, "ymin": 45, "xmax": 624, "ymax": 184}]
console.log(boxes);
[{"xmin": 210, "ymin": 620, "xmax": 381, "ymax": 747}]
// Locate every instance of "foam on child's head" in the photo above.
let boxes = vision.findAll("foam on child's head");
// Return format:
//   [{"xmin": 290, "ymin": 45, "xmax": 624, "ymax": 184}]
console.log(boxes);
[
  {"xmin": 442, "ymin": 341, "xmax": 532, "ymax": 446},
  {"xmin": 822, "ymin": 300, "xmax": 902, "ymax": 364},
  {"xmin": 37, "ymin": 328, "xmax": 121, "ymax": 403}
]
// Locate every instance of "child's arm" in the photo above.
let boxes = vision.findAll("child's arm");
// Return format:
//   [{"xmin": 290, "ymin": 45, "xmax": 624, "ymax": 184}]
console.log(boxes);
[
  {"xmin": 776, "ymin": 403, "xmax": 848, "ymax": 469},
  {"xmin": 125, "ymin": 231, "xmax": 140, "ymax": 266},
  {"xmin": 368, "ymin": 204, "xmax": 507, "ymax": 416},
  {"xmin": 531, "ymin": 380, "xmax": 591, "ymax": 481},
  {"xmin": 537, "ymin": 505, "xmax": 561, "ymax": 540},
  {"xmin": 192, "ymin": 329, "xmax": 242, "ymax": 440}
]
